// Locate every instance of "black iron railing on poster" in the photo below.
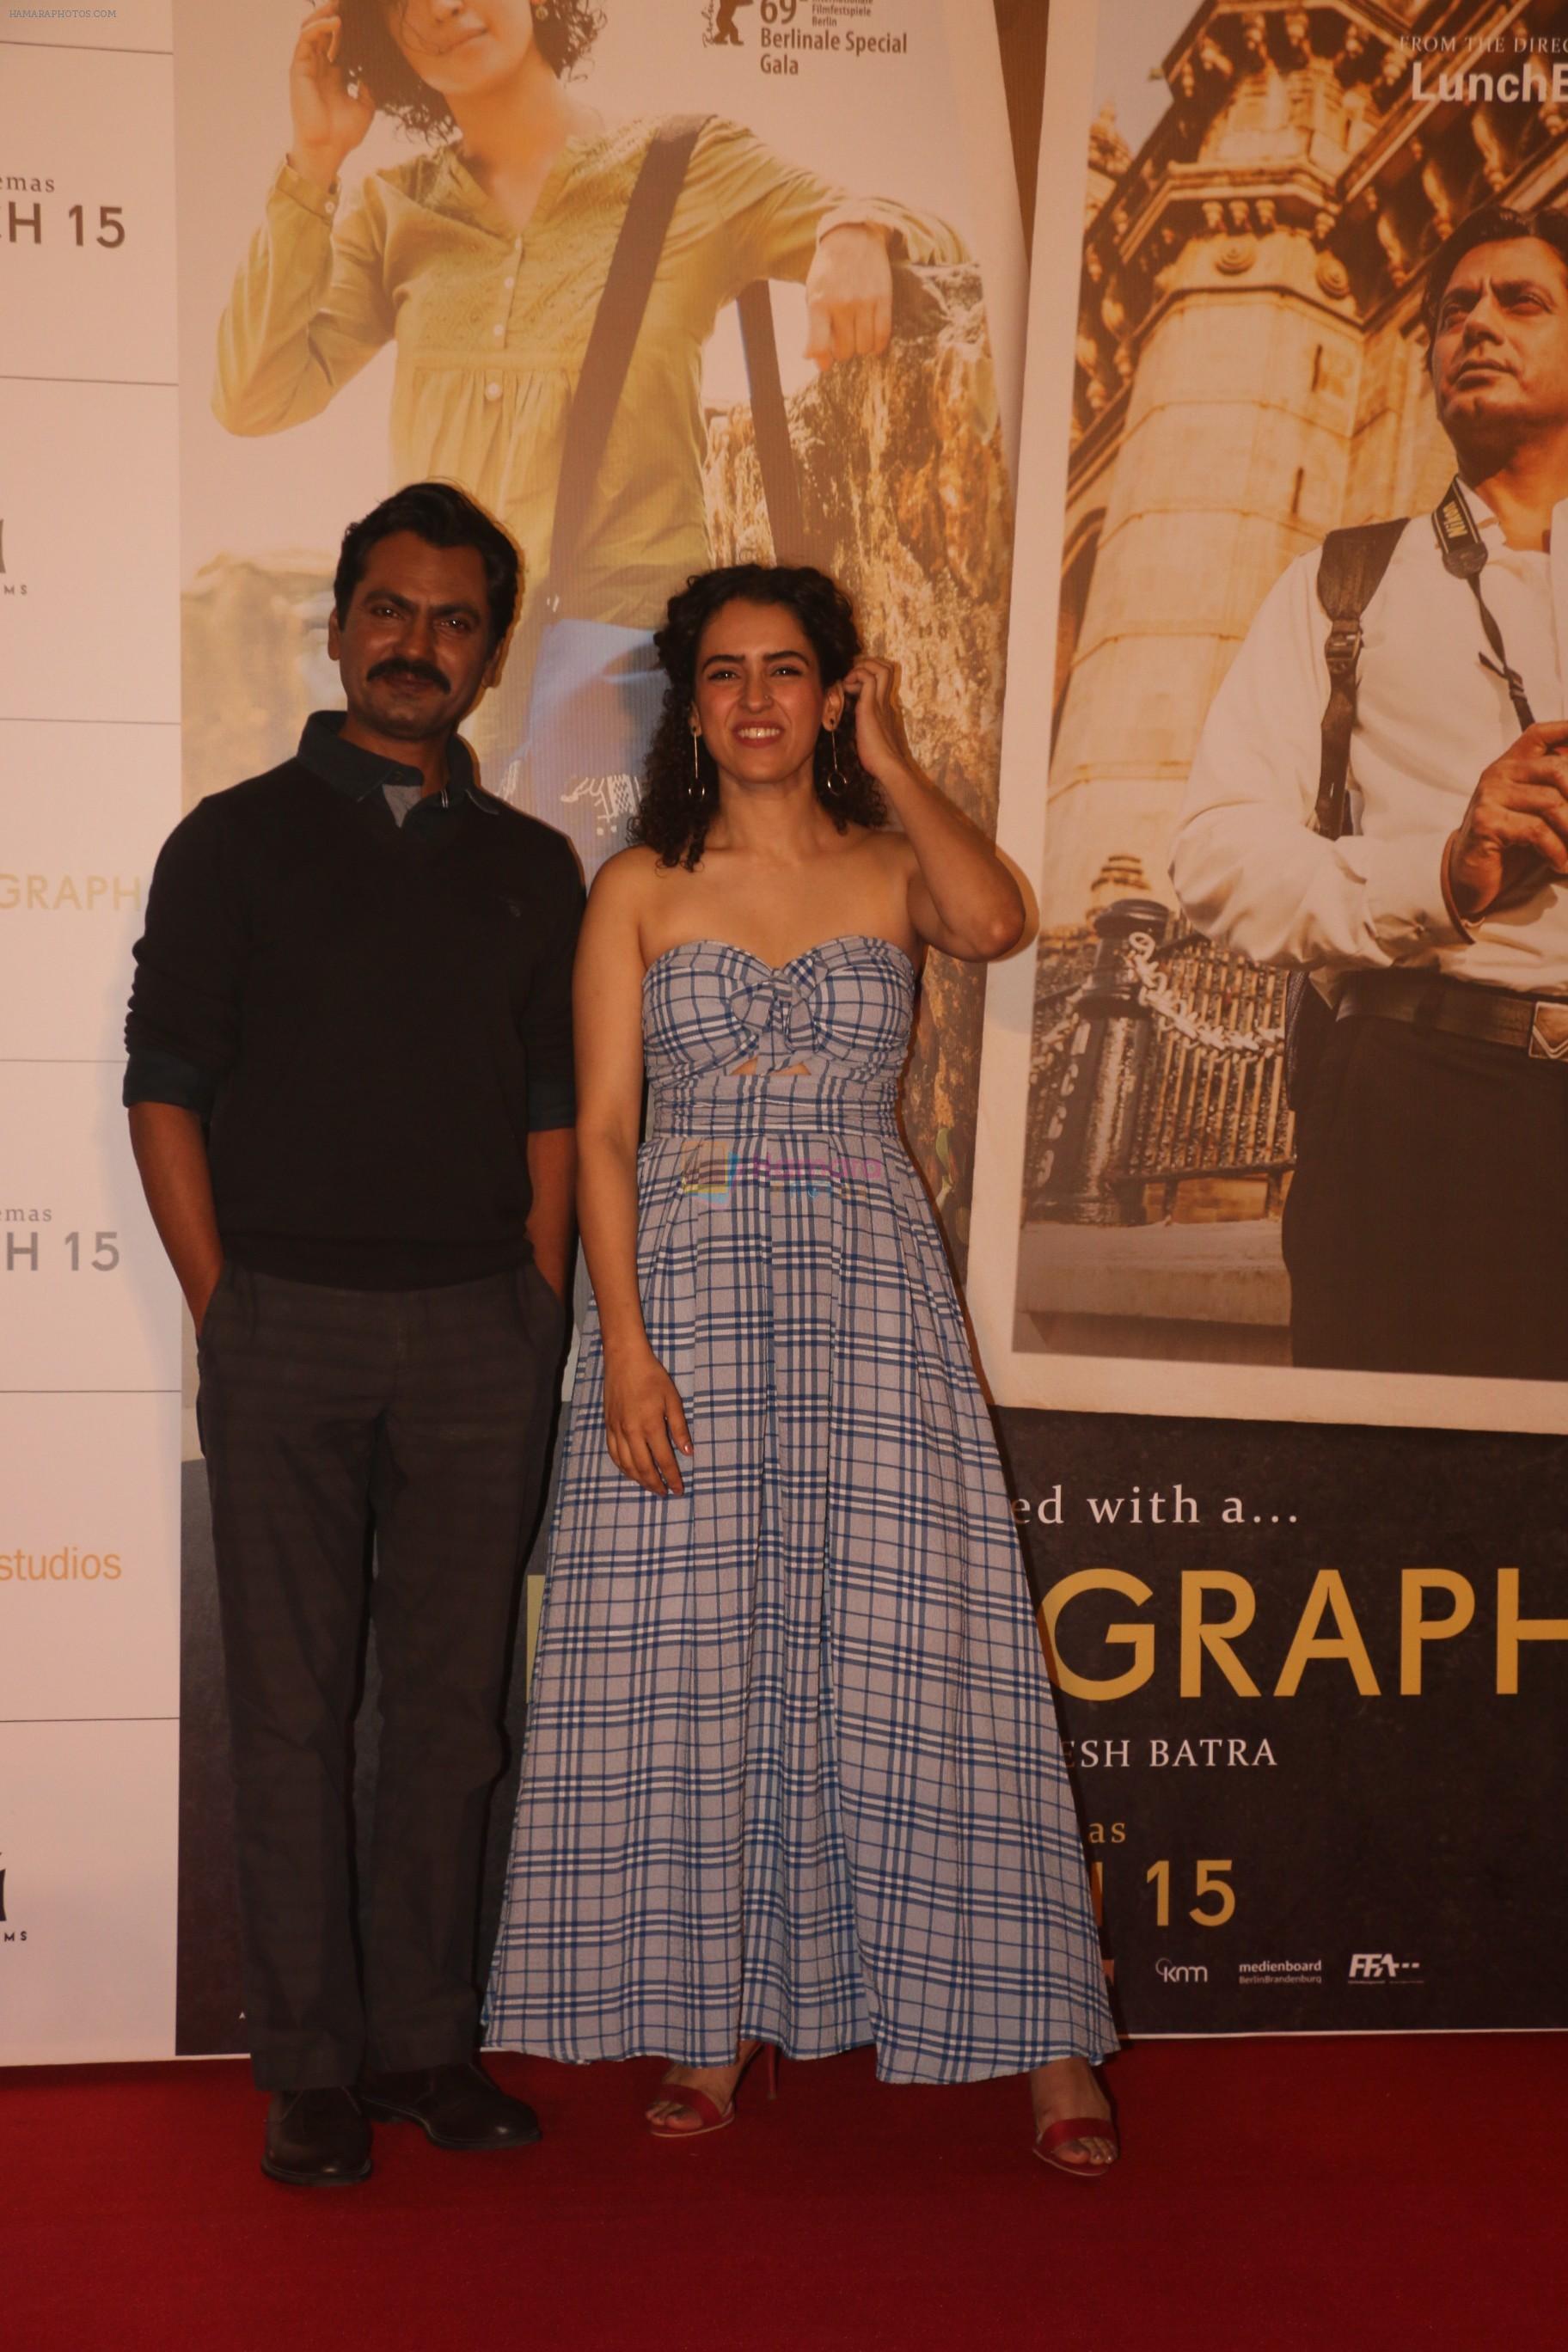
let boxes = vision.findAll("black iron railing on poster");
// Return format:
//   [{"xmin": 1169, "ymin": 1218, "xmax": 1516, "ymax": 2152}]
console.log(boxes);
[{"xmin": 1026, "ymin": 903, "xmax": 1296, "ymax": 1227}]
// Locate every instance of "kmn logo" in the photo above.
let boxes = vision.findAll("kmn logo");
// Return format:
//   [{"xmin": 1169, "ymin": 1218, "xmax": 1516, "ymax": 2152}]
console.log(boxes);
[
  {"xmin": 1155, "ymin": 1959, "xmax": 1208, "ymax": 1984},
  {"xmin": 0, "ymin": 519, "xmax": 25, "ymax": 598},
  {"xmin": 0, "ymin": 1857, "xmax": 23, "ymax": 1945},
  {"xmin": 1349, "ymin": 1952, "xmax": 1421, "ymax": 1980}
]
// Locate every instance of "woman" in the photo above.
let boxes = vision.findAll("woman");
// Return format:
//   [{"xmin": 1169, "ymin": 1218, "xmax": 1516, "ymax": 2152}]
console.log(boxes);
[
  {"xmin": 486, "ymin": 564, "xmax": 1119, "ymax": 2174},
  {"xmin": 217, "ymin": 0, "xmax": 965, "ymax": 867}
]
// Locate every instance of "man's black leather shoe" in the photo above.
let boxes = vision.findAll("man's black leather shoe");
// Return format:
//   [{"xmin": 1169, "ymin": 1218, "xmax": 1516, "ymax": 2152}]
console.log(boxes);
[
  {"xmin": 358, "ymin": 2060, "xmax": 542, "ymax": 2150},
  {"xmin": 261, "ymin": 2086, "xmax": 373, "ymax": 2187}
]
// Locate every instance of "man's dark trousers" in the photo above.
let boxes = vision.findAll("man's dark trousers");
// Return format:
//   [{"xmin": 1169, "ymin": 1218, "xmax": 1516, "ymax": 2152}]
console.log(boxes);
[
  {"xmin": 198, "ymin": 1259, "xmax": 562, "ymax": 2091},
  {"xmin": 1284, "ymin": 1011, "xmax": 1568, "ymax": 1378}
]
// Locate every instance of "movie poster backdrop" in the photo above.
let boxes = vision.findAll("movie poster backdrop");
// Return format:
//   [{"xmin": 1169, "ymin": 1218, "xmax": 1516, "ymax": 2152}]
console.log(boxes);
[
  {"xmin": 6, "ymin": 0, "xmax": 1564, "ymax": 2068},
  {"xmin": 1003, "ymin": 1408, "xmax": 1568, "ymax": 2032},
  {"xmin": 971, "ymin": 0, "xmax": 1568, "ymax": 1438},
  {"xmin": 0, "ymin": 2, "xmax": 184, "ymax": 2067},
  {"xmin": 168, "ymin": 0, "xmax": 1032, "ymax": 2059},
  {"xmin": 967, "ymin": 2, "xmax": 1568, "ymax": 2028}
]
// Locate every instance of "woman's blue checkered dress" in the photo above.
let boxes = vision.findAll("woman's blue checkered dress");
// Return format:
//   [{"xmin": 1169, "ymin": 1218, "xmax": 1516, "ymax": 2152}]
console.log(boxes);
[{"xmin": 487, "ymin": 936, "xmax": 1115, "ymax": 2081}]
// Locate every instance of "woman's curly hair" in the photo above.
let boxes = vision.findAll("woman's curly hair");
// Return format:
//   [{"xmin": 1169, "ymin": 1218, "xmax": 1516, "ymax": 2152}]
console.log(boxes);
[
  {"xmin": 337, "ymin": 1, "xmax": 605, "ymax": 140},
  {"xmin": 631, "ymin": 564, "xmax": 886, "ymax": 873}
]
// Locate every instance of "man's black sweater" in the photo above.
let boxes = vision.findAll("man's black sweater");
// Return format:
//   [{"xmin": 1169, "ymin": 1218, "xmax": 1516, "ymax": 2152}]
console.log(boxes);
[{"xmin": 124, "ymin": 714, "xmax": 584, "ymax": 1289}]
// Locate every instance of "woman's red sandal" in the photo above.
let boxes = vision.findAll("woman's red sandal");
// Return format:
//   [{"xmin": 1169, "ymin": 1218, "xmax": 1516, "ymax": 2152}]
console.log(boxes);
[
  {"xmin": 1033, "ymin": 2113, "xmax": 1119, "ymax": 2180},
  {"xmin": 646, "ymin": 2043, "xmax": 779, "ymax": 2140}
]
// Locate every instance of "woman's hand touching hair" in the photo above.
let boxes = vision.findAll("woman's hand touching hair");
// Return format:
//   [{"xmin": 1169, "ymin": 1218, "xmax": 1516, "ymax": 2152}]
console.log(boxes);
[
  {"xmin": 842, "ymin": 654, "xmax": 917, "ymax": 785},
  {"xmin": 289, "ymin": 3, "xmax": 377, "ymax": 192}
]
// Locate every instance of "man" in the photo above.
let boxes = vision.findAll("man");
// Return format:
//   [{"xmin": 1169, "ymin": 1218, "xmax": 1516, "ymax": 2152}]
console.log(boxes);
[
  {"xmin": 1173, "ymin": 202, "xmax": 1568, "ymax": 1381},
  {"xmin": 126, "ymin": 482, "xmax": 581, "ymax": 2185}
]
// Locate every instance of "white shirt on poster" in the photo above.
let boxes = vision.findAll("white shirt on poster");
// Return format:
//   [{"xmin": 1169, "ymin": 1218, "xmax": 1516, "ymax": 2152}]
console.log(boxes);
[{"xmin": 1171, "ymin": 488, "xmax": 1568, "ymax": 996}]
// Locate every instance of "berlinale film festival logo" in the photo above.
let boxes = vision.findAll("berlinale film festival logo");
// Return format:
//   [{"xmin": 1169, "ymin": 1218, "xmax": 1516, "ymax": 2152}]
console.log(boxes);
[{"xmin": 704, "ymin": 0, "xmax": 755, "ymax": 44}]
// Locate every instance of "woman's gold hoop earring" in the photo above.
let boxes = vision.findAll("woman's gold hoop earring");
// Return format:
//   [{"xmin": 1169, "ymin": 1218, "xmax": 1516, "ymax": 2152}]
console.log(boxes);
[{"xmin": 689, "ymin": 729, "xmax": 705, "ymax": 802}]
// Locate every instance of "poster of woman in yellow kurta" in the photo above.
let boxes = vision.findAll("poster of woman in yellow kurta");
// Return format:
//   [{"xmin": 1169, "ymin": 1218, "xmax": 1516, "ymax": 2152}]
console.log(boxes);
[{"xmin": 178, "ymin": 0, "xmax": 1027, "ymax": 1249}]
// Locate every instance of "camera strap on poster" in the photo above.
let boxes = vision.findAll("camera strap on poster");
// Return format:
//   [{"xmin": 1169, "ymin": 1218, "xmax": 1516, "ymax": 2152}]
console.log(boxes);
[
  {"xmin": 546, "ymin": 114, "xmax": 803, "ymax": 612},
  {"xmin": 1310, "ymin": 518, "xmax": 1409, "ymax": 842},
  {"xmin": 1284, "ymin": 516, "xmax": 1409, "ymax": 1111},
  {"xmin": 516, "ymin": 116, "xmax": 806, "ymax": 873},
  {"xmin": 736, "ymin": 280, "xmax": 806, "ymax": 560},
  {"xmin": 546, "ymin": 115, "xmax": 707, "ymax": 612},
  {"xmin": 1431, "ymin": 476, "xmax": 1536, "ymax": 732},
  {"xmin": 1288, "ymin": 482, "xmax": 1540, "ymax": 1110}
]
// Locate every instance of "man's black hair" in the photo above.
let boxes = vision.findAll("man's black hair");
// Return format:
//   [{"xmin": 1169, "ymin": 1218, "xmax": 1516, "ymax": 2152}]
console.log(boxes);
[
  {"xmin": 333, "ymin": 481, "xmax": 521, "ymax": 649},
  {"xmin": 1423, "ymin": 202, "xmax": 1568, "ymax": 358}
]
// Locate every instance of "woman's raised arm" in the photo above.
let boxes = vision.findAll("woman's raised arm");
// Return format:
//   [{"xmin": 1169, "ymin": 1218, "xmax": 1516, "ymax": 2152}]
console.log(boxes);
[
  {"xmin": 288, "ymin": 4, "xmax": 377, "ymax": 193},
  {"xmin": 213, "ymin": 5, "xmax": 389, "ymax": 436},
  {"xmin": 688, "ymin": 119, "xmax": 968, "ymax": 370},
  {"xmin": 848, "ymin": 657, "xmax": 1027, "ymax": 962}
]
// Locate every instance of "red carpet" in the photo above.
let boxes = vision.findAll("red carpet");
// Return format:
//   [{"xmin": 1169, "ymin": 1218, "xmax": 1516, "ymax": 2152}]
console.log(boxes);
[{"xmin": 8, "ymin": 2035, "xmax": 1563, "ymax": 2350}]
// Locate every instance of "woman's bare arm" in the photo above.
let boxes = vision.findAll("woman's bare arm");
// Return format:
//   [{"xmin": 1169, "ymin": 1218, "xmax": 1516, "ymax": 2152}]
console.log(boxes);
[
  {"xmin": 573, "ymin": 856, "xmax": 693, "ymax": 1498},
  {"xmin": 845, "ymin": 658, "xmax": 1027, "ymax": 961}
]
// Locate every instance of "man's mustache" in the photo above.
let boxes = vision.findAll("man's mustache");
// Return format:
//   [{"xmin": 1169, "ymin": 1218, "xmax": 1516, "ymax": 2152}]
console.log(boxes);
[{"xmin": 369, "ymin": 658, "xmax": 450, "ymax": 690}]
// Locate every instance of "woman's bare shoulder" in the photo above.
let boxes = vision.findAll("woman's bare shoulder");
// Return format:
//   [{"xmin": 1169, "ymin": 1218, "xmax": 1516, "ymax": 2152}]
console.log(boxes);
[
  {"xmin": 586, "ymin": 843, "xmax": 664, "ymax": 915},
  {"xmin": 855, "ymin": 824, "xmax": 918, "ymax": 879}
]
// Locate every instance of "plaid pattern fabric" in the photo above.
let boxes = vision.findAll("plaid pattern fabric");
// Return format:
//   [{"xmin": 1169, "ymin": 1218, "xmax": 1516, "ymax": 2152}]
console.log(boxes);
[{"xmin": 486, "ymin": 937, "xmax": 1115, "ymax": 2081}]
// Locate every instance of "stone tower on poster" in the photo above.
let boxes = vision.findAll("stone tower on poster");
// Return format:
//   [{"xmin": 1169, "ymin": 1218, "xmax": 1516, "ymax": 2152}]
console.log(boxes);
[{"xmin": 1021, "ymin": 0, "xmax": 1568, "ymax": 1359}]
